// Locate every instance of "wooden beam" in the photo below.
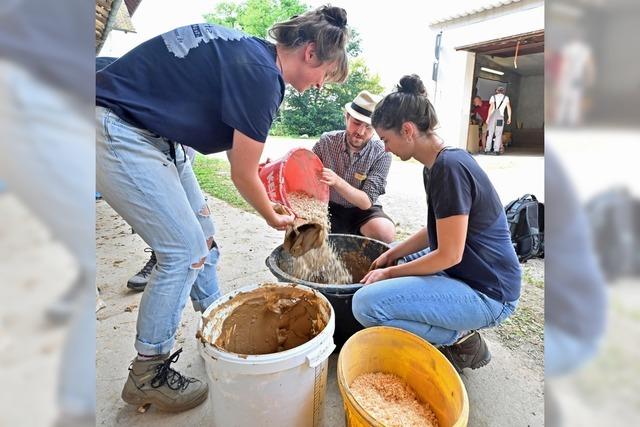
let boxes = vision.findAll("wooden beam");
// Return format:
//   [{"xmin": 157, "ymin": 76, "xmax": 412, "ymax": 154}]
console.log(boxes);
[
  {"xmin": 456, "ymin": 29, "xmax": 544, "ymax": 52},
  {"xmin": 475, "ymin": 41, "xmax": 545, "ymax": 56}
]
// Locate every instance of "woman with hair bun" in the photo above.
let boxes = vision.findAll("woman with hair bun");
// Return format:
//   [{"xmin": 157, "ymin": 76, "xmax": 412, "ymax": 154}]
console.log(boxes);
[
  {"xmin": 96, "ymin": 5, "xmax": 350, "ymax": 412},
  {"xmin": 353, "ymin": 74, "xmax": 521, "ymax": 372}
]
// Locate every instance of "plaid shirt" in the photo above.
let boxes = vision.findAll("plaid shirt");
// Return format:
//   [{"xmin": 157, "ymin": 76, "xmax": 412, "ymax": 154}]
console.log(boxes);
[{"xmin": 312, "ymin": 130, "xmax": 392, "ymax": 208}]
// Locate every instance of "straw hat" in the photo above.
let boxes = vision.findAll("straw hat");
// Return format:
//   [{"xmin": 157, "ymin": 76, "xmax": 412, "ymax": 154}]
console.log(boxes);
[{"xmin": 344, "ymin": 90, "xmax": 382, "ymax": 124}]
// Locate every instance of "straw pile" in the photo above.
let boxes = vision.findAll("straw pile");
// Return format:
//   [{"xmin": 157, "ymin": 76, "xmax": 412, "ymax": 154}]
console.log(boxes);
[
  {"xmin": 287, "ymin": 193, "xmax": 351, "ymax": 284},
  {"xmin": 350, "ymin": 372, "xmax": 439, "ymax": 427}
]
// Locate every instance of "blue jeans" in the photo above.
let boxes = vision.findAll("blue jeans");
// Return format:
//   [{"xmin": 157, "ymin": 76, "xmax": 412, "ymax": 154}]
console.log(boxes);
[
  {"xmin": 96, "ymin": 107, "xmax": 221, "ymax": 355},
  {"xmin": 352, "ymin": 249, "xmax": 518, "ymax": 346}
]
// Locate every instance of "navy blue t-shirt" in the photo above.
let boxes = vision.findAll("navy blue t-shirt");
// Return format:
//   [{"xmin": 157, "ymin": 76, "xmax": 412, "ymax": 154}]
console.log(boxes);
[
  {"xmin": 427, "ymin": 149, "xmax": 521, "ymax": 302},
  {"xmin": 96, "ymin": 24, "xmax": 285, "ymax": 154}
]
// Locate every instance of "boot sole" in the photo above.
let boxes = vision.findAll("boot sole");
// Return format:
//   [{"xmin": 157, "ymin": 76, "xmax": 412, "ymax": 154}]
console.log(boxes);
[
  {"xmin": 121, "ymin": 388, "xmax": 208, "ymax": 413},
  {"xmin": 470, "ymin": 352, "xmax": 492, "ymax": 370},
  {"xmin": 126, "ymin": 282, "xmax": 147, "ymax": 292}
]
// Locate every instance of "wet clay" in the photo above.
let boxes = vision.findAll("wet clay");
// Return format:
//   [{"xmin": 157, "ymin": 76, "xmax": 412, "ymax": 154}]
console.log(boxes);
[
  {"xmin": 212, "ymin": 286, "xmax": 329, "ymax": 355},
  {"xmin": 341, "ymin": 250, "xmax": 373, "ymax": 283}
]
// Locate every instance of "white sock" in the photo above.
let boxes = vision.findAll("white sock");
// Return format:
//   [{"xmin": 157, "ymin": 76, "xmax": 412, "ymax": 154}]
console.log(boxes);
[{"xmin": 136, "ymin": 353, "xmax": 161, "ymax": 361}]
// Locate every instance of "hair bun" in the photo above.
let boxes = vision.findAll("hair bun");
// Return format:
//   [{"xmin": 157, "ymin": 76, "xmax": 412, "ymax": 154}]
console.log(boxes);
[
  {"xmin": 321, "ymin": 6, "xmax": 348, "ymax": 28},
  {"xmin": 397, "ymin": 74, "xmax": 427, "ymax": 96}
]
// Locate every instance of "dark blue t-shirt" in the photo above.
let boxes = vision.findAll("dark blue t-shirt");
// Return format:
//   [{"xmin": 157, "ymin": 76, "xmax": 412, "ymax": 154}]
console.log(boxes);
[
  {"xmin": 96, "ymin": 24, "xmax": 285, "ymax": 154},
  {"xmin": 427, "ymin": 149, "xmax": 521, "ymax": 302}
]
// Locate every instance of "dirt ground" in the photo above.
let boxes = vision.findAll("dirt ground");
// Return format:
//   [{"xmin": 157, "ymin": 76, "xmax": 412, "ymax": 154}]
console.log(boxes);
[{"xmin": 96, "ymin": 152, "xmax": 545, "ymax": 426}]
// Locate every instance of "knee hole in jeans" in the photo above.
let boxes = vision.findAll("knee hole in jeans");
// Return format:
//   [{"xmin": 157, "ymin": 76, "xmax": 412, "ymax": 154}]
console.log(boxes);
[
  {"xmin": 198, "ymin": 204, "xmax": 211, "ymax": 217},
  {"xmin": 191, "ymin": 257, "xmax": 206, "ymax": 269}
]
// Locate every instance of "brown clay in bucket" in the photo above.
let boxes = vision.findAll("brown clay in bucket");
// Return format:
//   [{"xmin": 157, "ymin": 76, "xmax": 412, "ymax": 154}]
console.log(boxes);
[{"xmin": 212, "ymin": 286, "xmax": 329, "ymax": 355}]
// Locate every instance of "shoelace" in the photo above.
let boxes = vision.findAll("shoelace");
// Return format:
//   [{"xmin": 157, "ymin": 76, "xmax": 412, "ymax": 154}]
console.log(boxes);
[
  {"xmin": 150, "ymin": 348, "xmax": 196, "ymax": 391},
  {"xmin": 136, "ymin": 249, "xmax": 157, "ymax": 278}
]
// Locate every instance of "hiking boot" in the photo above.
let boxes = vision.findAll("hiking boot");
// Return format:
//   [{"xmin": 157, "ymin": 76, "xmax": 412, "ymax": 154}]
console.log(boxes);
[
  {"xmin": 121, "ymin": 349, "xmax": 208, "ymax": 413},
  {"xmin": 439, "ymin": 331, "xmax": 491, "ymax": 373},
  {"xmin": 127, "ymin": 248, "xmax": 156, "ymax": 291}
]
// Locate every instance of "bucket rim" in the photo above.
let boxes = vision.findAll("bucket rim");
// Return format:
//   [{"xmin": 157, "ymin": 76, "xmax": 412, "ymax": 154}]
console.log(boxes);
[
  {"xmin": 265, "ymin": 233, "xmax": 391, "ymax": 292},
  {"xmin": 336, "ymin": 326, "xmax": 470, "ymax": 427},
  {"xmin": 198, "ymin": 282, "xmax": 335, "ymax": 364}
]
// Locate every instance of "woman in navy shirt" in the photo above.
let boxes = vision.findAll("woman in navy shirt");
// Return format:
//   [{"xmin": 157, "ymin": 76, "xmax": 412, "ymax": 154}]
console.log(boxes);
[
  {"xmin": 96, "ymin": 6, "xmax": 350, "ymax": 412},
  {"xmin": 353, "ymin": 74, "xmax": 521, "ymax": 373}
]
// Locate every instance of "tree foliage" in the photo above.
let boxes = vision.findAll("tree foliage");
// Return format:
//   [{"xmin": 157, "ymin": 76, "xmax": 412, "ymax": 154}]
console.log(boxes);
[
  {"xmin": 204, "ymin": 1, "xmax": 383, "ymax": 137},
  {"xmin": 204, "ymin": 0, "xmax": 308, "ymax": 38}
]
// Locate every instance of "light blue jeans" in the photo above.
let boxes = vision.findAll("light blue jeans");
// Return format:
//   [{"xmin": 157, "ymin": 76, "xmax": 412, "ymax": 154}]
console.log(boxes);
[
  {"xmin": 352, "ymin": 249, "xmax": 518, "ymax": 346},
  {"xmin": 96, "ymin": 107, "xmax": 221, "ymax": 355}
]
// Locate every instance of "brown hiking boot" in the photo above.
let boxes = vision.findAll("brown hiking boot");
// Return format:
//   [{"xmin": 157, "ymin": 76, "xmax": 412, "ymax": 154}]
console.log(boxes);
[
  {"xmin": 439, "ymin": 331, "xmax": 491, "ymax": 373},
  {"xmin": 121, "ymin": 348, "xmax": 208, "ymax": 412}
]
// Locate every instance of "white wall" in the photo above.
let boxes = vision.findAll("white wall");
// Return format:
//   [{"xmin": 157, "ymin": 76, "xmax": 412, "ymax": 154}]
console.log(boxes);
[
  {"xmin": 517, "ymin": 74, "xmax": 544, "ymax": 128},
  {"xmin": 429, "ymin": 0, "xmax": 544, "ymax": 147}
]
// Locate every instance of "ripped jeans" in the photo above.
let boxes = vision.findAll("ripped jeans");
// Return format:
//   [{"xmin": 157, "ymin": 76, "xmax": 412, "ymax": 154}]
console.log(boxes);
[{"xmin": 96, "ymin": 107, "xmax": 221, "ymax": 355}]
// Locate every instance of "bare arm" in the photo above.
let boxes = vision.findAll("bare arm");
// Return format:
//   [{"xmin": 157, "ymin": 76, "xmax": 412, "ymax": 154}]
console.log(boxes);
[
  {"xmin": 362, "ymin": 215, "xmax": 468, "ymax": 284},
  {"xmin": 320, "ymin": 168, "xmax": 371, "ymax": 209},
  {"xmin": 367, "ymin": 227, "xmax": 430, "ymax": 270},
  {"xmin": 227, "ymin": 130, "xmax": 294, "ymax": 230},
  {"xmin": 506, "ymin": 100, "xmax": 512, "ymax": 125}
]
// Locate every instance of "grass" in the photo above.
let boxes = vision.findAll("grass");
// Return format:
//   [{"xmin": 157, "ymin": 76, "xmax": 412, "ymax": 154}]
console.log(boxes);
[
  {"xmin": 523, "ymin": 266, "xmax": 545, "ymax": 289},
  {"xmin": 493, "ymin": 262, "xmax": 545, "ymax": 363},
  {"xmin": 192, "ymin": 155, "xmax": 253, "ymax": 212},
  {"xmin": 496, "ymin": 305, "xmax": 544, "ymax": 351}
]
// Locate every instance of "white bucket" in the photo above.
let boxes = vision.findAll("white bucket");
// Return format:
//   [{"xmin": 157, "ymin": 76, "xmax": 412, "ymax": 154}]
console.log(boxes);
[{"xmin": 198, "ymin": 283, "xmax": 336, "ymax": 427}]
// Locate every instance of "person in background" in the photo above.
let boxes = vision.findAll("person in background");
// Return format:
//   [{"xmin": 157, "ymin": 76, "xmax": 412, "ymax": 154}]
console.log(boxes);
[
  {"xmin": 485, "ymin": 86, "xmax": 511, "ymax": 155},
  {"xmin": 312, "ymin": 90, "xmax": 395, "ymax": 243},
  {"xmin": 96, "ymin": 6, "xmax": 349, "ymax": 412},
  {"xmin": 352, "ymin": 74, "xmax": 521, "ymax": 373},
  {"xmin": 471, "ymin": 95, "xmax": 489, "ymax": 150}
]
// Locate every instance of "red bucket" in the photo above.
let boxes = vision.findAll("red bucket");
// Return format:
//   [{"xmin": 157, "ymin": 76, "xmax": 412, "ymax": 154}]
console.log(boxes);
[{"xmin": 259, "ymin": 148, "xmax": 329, "ymax": 210}]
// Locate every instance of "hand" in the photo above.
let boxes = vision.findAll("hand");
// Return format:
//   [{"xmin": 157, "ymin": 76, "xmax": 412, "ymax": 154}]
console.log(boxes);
[
  {"xmin": 267, "ymin": 207, "xmax": 294, "ymax": 231},
  {"xmin": 507, "ymin": 119, "xmax": 511, "ymax": 125},
  {"xmin": 320, "ymin": 168, "xmax": 342, "ymax": 187},
  {"xmin": 360, "ymin": 267, "xmax": 392, "ymax": 285},
  {"xmin": 369, "ymin": 249, "xmax": 396, "ymax": 270}
]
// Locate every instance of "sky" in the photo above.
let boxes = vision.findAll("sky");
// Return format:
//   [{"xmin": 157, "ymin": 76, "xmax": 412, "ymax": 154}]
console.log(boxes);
[{"xmin": 100, "ymin": 0, "xmax": 483, "ymax": 90}]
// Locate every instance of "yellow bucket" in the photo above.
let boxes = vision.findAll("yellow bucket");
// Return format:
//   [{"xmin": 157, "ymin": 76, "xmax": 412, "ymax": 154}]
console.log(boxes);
[{"xmin": 337, "ymin": 327, "xmax": 469, "ymax": 427}]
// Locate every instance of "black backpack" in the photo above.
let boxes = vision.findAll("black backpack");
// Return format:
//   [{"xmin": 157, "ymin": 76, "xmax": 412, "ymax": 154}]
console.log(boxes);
[{"xmin": 504, "ymin": 194, "xmax": 544, "ymax": 262}]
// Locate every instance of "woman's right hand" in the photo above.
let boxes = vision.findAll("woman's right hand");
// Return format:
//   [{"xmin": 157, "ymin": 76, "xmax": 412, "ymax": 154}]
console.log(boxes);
[{"xmin": 369, "ymin": 249, "xmax": 397, "ymax": 270}]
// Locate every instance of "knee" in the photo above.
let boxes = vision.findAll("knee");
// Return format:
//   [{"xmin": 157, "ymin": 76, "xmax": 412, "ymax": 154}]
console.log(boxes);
[
  {"xmin": 376, "ymin": 225, "xmax": 396, "ymax": 244},
  {"xmin": 352, "ymin": 287, "xmax": 380, "ymax": 327},
  {"xmin": 191, "ymin": 256, "xmax": 206, "ymax": 269},
  {"xmin": 157, "ymin": 233, "xmax": 210, "ymax": 270},
  {"xmin": 361, "ymin": 219, "xmax": 396, "ymax": 244}
]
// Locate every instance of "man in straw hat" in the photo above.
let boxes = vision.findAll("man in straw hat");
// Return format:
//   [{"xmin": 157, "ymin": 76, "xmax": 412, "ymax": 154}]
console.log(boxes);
[{"xmin": 312, "ymin": 90, "xmax": 395, "ymax": 243}]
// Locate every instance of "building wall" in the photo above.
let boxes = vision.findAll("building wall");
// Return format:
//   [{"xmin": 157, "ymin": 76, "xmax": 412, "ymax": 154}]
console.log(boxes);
[
  {"xmin": 429, "ymin": 0, "xmax": 544, "ymax": 148},
  {"xmin": 517, "ymin": 74, "xmax": 544, "ymax": 128}
]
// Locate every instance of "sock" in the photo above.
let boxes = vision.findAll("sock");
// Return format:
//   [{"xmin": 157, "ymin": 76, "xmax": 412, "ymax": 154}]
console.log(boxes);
[{"xmin": 136, "ymin": 353, "xmax": 161, "ymax": 361}]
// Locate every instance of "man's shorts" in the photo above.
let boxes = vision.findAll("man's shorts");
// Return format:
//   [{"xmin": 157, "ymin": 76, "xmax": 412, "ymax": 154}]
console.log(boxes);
[{"xmin": 328, "ymin": 202, "xmax": 393, "ymax": 235}]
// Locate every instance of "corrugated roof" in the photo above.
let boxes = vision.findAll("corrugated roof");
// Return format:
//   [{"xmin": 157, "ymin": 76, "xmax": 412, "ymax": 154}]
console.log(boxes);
[{"xmin": 429, "ymin": 0, "xmax": 524, "ymax": 26}]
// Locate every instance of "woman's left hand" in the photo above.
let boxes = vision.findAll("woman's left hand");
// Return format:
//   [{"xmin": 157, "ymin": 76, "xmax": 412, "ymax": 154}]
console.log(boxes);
[{"xmin": 360, "ymin": 267, "xmax": 391, "ymax": 285}]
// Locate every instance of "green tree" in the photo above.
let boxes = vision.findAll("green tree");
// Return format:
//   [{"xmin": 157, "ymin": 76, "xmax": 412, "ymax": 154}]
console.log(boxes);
[
  {"xmin": 277, "ymin": 57, "xmax": 383, "ymax": 136},
  {"xmin": 203, "ymin": 1, "xmax": 383, "ymax": 137},
  {"xmin": 204, "ymin": 0, "xmax": 308, "ymax": 38}
]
